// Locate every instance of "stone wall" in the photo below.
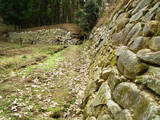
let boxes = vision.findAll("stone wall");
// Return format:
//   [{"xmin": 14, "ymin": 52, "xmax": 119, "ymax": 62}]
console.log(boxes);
[
  {"xmin": 8, "ymin": 28, "xmax": 80, "ymax": 45},
  {"xmin": 83, "ymin": 0, "xmax": 160, "ymax": 120}
]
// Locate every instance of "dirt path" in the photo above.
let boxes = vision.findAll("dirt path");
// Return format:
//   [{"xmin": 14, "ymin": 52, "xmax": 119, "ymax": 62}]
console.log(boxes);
[{"xmin": 0, "ymin": 42, "xmax": 90, "ymax": 120}]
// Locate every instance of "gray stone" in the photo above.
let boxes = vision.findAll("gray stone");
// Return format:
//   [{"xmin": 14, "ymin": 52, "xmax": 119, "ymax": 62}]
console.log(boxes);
[
  {"xmin": 116, "ymin": 109, "xmax": 133, "ymax": 120},
  {"xmin": 97, "ymin": 114, "xmax": 113, "ymax": 120},
  {"xmin": 111, "ymin": 23, "xmax": 134, "ymax": 45},
  {"xmin": 100, "ymin": 67, "xmax": 112, "ymax": 80},
  {"xmin": 93, "ymin": 67, "xmax": 102, "ymax": 82},
  {"xmin": 125, "ymin": 22, "xmax": 142, "ymax": 45},
  {"xmin": 153, "ymin": 116, "xmax": 160, "ymax": 120},
  {"xmin": 137, "ymin": 49, "xmax": 160, "ymax": 65},
  {"xmin": 116, "ymin": 46, "xmax": 128, "ymax": 56},
  {"xmin": 143, "ymin": 2, "xmax": 160, "ymax": 21},
  {"xmin": 113, "ymin": 82, "xmax": 160, "ymax": 120},
  {"xmin": 142, "ymin": 21, "xmax": 160, "ymax": 36},
  {"xmin": 84, "ymin": 99, "xmax": 95, "ymax": 116},
  {"xmin": 117, "ymin": 46, "xmax": 148, "ymax": 79},
  {"xmin": 116, "ymin": 18, "xmax": 129, "ymax": 32},
  {"xmin": 107, "ymin": 68, "xmax": 126, "ymax": 91},
  {"xmin": 136, "ymin": 66, "xmax": 160, "ymax": 95},
  {"xmin": 155, "ymin": 8, "xmax": 160, "ymax": 21},
  {"xmin": 149, "ymin": 36, "xmax": 160, "ymax": 51},
  {"xmin": 130, "ymin": 6, "xmax": 147, "ymax": 22},
  {"xmin": 132, "ymin": 0, "xmax": 152, "ymax": 15},
  {"xmin": 86, "ymin": 117, "xmax": 97, "ymax": 120},
  {"xmin": 92, "ymin": 81, "xmax": 111, "ymax": 106},
  {"xmin": 113, "ymin": 82, "xmax": 141, "ymax": 108},
  {"xmin": 107, "ymin": 100, "xmax": 121, "ymax": 116},
  {"xmin": 129, "ymin": 37, "xmax": 149, "ymax": 52}
]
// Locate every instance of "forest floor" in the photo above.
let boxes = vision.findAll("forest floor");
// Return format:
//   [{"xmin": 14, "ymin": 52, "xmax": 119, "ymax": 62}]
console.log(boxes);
[{"xmin": 0, "ymin": 41, "xmax": 90, "ymax": 120}]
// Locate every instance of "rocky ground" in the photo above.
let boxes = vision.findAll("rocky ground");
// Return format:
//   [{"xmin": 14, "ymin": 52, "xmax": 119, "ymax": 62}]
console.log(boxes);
[{"xmin": 0, "ymin": 41, "xmax": 90, "ymax": 120}]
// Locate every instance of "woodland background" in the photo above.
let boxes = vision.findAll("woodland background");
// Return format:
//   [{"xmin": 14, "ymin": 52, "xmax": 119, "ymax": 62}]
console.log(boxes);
[{"xmin": 0, "ymin": 0, "xmax": 105, "ymax": 31}]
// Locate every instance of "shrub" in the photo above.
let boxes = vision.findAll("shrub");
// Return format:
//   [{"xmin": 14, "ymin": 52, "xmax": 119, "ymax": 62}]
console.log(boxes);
[{"xmin": 76, "ymin": 0, "xmax": 101, "ymax": 32}]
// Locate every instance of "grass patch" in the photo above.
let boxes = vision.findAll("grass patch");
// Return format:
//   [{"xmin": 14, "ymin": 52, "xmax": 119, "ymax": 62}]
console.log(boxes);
[
  {"xmin": 0, "ymin": 41, "xmax": 87, "ymax": 119},
  {"xmin": 0, "ymin": 42, "xmax": 66, "ymax": 79},
  {"xmin": 16, "ymin": 49, "xmax": 65, "ymax": 77}
]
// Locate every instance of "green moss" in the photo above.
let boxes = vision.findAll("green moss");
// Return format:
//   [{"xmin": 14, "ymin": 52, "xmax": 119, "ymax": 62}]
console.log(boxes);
[
  {"xmin": 16, "ymin": 51, "xmax": 64, "ymax": 77},
  {"xmin": 48, "ymin": 107, "xmax": 64, "ymax": 119},
  {"xmin": 110, "ymin": 56, "xmax": 117, "ymax": 66}
]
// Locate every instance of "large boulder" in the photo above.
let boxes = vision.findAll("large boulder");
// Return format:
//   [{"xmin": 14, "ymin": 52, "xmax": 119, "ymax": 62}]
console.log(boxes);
[
  {"xmin": 113, "ymin": 82, "xmax": 160, "ymax": 120},
  {"xmin": 130, "ymin": 6, "xmax": 147, "ymax": 22},
  {"xmin": 92, "ymin": 81, "xmax": 111, "ymax": 106},
  {"xmin": 117, "ymin": 46, "xmax": 148, "ymax": 79},
  {"xmin": 129, "ymin": 37, "xmax": 149, "ymax": 52},
  {"xmin": 115, "ymin": 109, "xmax": 133, "ymax": 120},
  {"xmin": 131, "ymin": 0, "xmax": 152, "ymax": 15},
  {"xmin": 125, "ymin": 22, "xmax": 142, "ymax": 45},
  {"xmin": 106, "ymin": 67, "xmax": 126, "ymax": 91},
  {"xmin": 106, "ymin": 100, "xmax": 121, "ymax": 116},
  {"xmin": 113, "ymin": 82, "xmax": 141, "ymax": 108},
  {"xmin": 137, "ymin": 49, "xmax": 160, "ymax": 65},
  {"xmin": 136, "ymin": 66, "xmax": 160, "ymax": 95}
]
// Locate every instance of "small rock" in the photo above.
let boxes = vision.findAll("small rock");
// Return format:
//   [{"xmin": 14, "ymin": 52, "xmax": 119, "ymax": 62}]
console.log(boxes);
[{"xmin": 100, "ymin": 67, "xmax": 112, "ymax": 80}]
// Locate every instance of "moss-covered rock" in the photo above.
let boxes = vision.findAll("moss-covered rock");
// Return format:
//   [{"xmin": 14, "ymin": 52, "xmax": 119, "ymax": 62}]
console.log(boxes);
[
  {"xmin": 129, "ymin": 37, "xmax": 149, "ymax": 52},
  {"xmin": 113, "ymin": 82, "xmax": 160, "ymax": 120},
  {"xmin": 136, "ymin": 66, "xmax": 160, "ymax": 95},
  {"xmin": 92, "ymin": 81, "xmax": 111, "ymax": 106},
  {"xmin": 117, "ymin": 46, "xmax": 148, "ymax": 79},
  {"xmin": 149, "ymin": 36, "xmax": 160, "ymax": 51},
  {"xmin": 137, "ymin": 49, "xmax": 160, "ymax": 65}
]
